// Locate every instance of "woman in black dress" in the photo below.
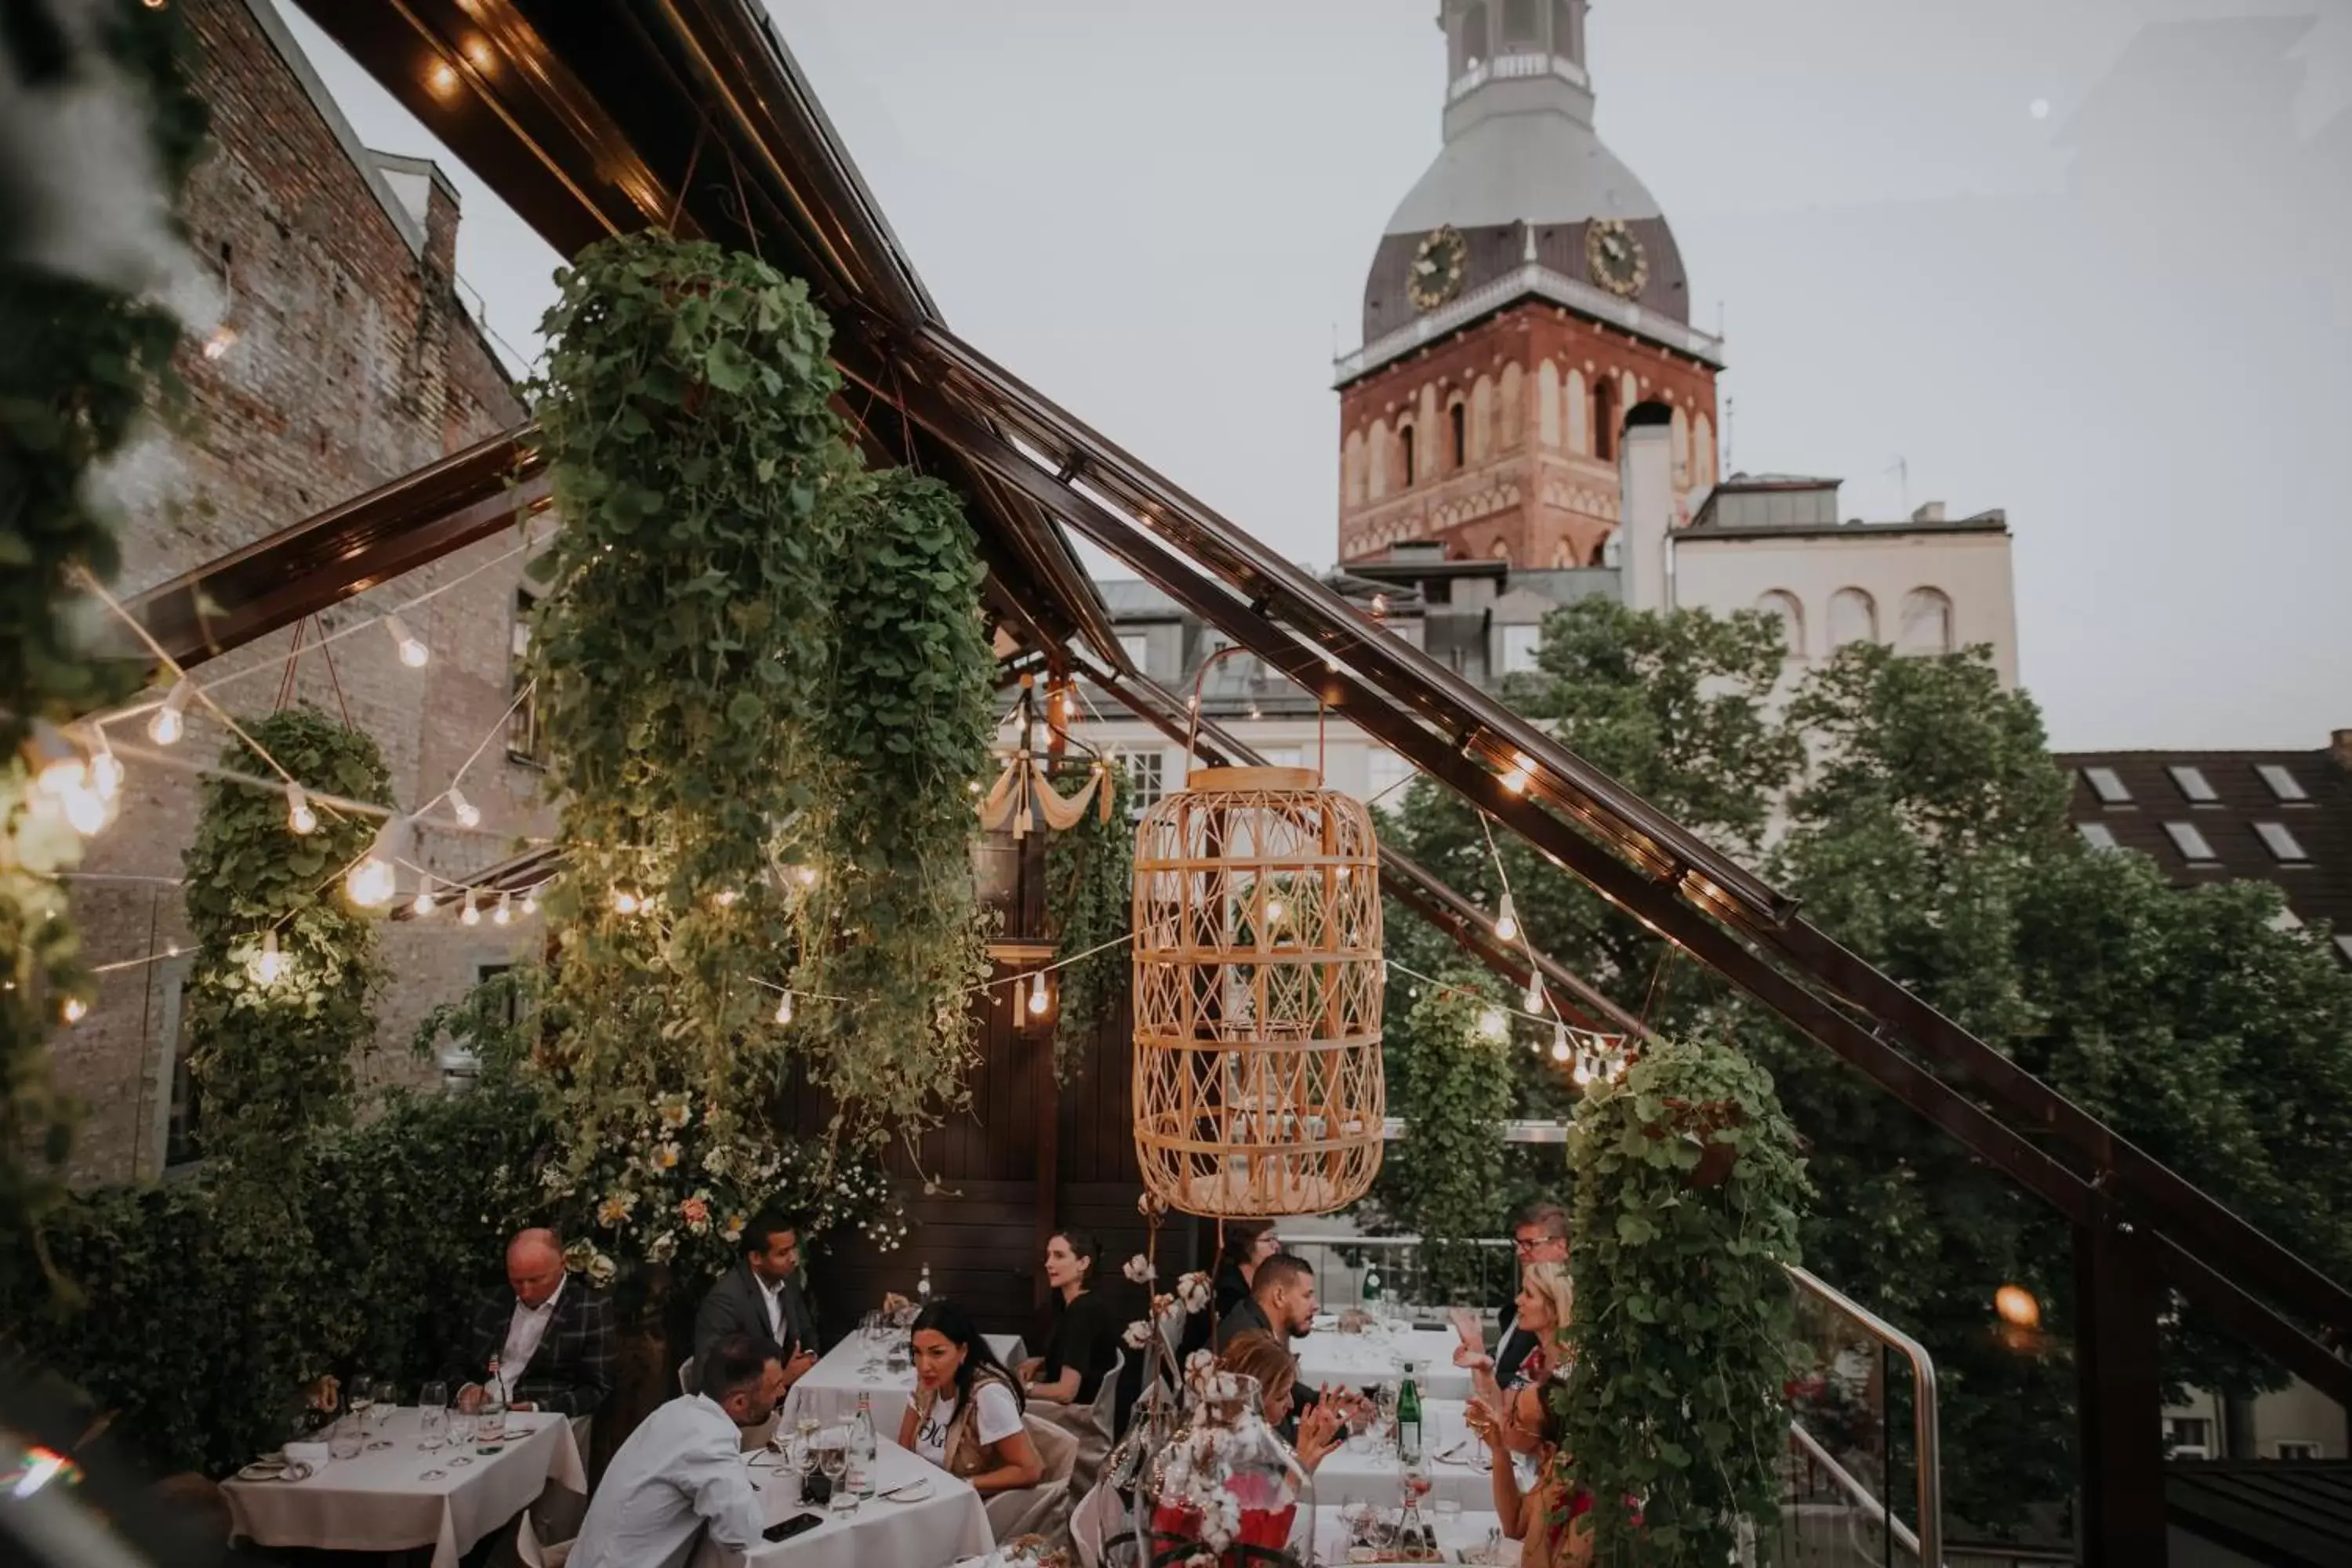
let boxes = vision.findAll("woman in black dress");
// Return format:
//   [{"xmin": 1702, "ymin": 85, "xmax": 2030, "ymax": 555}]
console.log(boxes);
[
  {"xmin": 1018, "ymin": 1226, "xmax": 1121, "ymax": 1404},
  {"xmin": 1180, "ymin": 1218, "xmax": 1279, "ymax": 1359}
]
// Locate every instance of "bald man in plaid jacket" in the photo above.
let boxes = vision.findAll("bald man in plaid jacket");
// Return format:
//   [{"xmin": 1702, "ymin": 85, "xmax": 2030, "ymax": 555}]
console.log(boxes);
[{"xmin": 452, "ymin": 1229, "xmax": 616, "ymax": 1417}]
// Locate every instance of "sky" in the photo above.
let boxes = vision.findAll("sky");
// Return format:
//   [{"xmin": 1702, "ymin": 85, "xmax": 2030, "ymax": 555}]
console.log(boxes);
[{"xmin": 273, "ymin": 0, "xmax": 2350, "ymax": 751}]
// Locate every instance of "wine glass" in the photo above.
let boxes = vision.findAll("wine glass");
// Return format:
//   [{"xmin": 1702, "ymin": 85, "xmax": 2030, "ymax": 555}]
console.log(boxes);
[
  {"xmin": 819, "ymin": 1432, "xmax": 851, "ymax": 1513},
  {"xmin": 446, "ymin": 1410, "xmax": 477, "ymax": 1467},
  {"xmin": 347, "ymin": 1378, "xmax": 376, "ymax": 1428},
  {"xmin": 365, "ymin": 1380, "xmax": 397, "ymax": 1449},
  {"xmin": 419, "ymin": 1401, "xmax": 448, "ymax": 1453}
]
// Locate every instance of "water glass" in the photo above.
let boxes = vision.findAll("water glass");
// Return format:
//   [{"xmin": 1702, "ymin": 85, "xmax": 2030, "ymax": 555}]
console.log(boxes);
[
  {"xmin": 328, "ymin": 1419, "xmax": 364, "ymax": 1462},
  {"xmin": 447, "ymin": 1410, "xmax": 478, "ymax": 1466},
  {"xmin": 419, "ymin": 1403, "xmax": 448, "ymax": 1452},
  {"xmin": 819, "ymin": 1434, "xmax": 851, "ymax": 1513}
]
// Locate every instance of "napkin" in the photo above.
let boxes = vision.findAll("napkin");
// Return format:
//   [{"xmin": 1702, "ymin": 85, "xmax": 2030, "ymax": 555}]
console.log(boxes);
[{"xmin": 282, "ymin": 1442, "xmax": 331, "ymax": 1479}]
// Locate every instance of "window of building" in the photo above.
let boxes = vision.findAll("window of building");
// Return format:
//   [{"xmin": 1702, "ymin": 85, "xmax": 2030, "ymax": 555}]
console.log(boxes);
[
  {"xmin": 2163, "ymin": 822, "xmax": 2219, "ymax": 864},
  {"xmin": 2077, "ymin": 822, "xmax": 2119, "ymax": 851},
  {"xmin": 163, "ymin": 973, "xmax": 201, "ymax": 1168},
  {"xmin": 1458, "ymin": 3, "xmax": 1489, "ymax": 68},
  {"xmin": 1117, "ymin": 632, "xmax": 1150, "ymax": 673},
  {"xmin": 1756, "ymin": 591, "xmax": 1803, "ymax": 659},
  {"xmin": 1399, "ymin": 423, "xmax": 1416, "ymax": 487},
  {"xmin": 2082, "ymin": 767, "xmax": 2132, "ymax": 804},
  {"xmin": 2254, "ymin": 822, "xmax": 2310, "ymax": 862},
  {"xmin": 1828, "ymin": 587, "xmax": 1876, "ymax": 648},
  {"xmin": 2270, "ymin": 906, "xmax": 2304, "ymax": 932},
  {"xmin": 2168, "ymin": 764, "xmax": 2218, "ymax": 803},
  {"xmin": 1449, "ymin": 400, "xmax": 1467, "ymax": 470},
  {"xmin": 1501, "ymin": 0, "xmax": 1538, "ymax": 45},
  {"xmin": 2256, "ymin": 764, "xmax": 2308, "ymax": 802},
  {"xmin": 1364, "ymin": 747, "xmax": 1416, "ymax": 812},
  {"xmin": 507, "ymin": 592, "xmax": 546, "ymax": 767},
  {"xmin": 1501, "ymin": 622, "xmax": 1542, "ymax": 674},
  {"xmin": 1259, "ymin": 748, "xmax": 1306, "ymax": 769},
  {"xmin": 1113, "ymin": 747, "xmax": 1166, "ymax": 815},
  {"xmin": 1896, "ymin": 587, "xmax": 1953, "ymax": 655},
  {"xmin": 2275, "ymin": 1440, "xmax": 2324, "ymax": 1461},
  {"xmin": 2164, "ymin": 1417, "xmax": 2212, "ymax": 1458},
  {"xmin": 1552, "ymin": 0, "xmax": 1579, "ymax": 57},
  {"xmin": 1591, "ymin": 375, "xmax": 1615, "ymax": 462}
]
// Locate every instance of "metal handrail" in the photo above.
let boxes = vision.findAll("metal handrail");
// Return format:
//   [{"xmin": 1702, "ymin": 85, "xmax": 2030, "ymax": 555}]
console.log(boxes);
[
  {"xmin": 1270, "ymin": 1237, "xmax": 1943, "ymax": 1565},
  {"xmin": 1788, "ymin": 1417, "xmax": 1924, "ymax": 1559}
]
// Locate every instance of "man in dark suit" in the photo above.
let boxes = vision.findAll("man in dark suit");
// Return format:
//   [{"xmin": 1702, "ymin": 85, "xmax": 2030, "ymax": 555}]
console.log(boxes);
[
  {"xmin": 1491, "ymin": 1200, "xmax": 1569, "ymax": 1386},
  {"xmin": 691, "ymin": 1207, "xmax": 819, "ymax": 1392},
  {"xmin": 453, "ymin": 1229, "xmax": 615, "ymax": 1416}
]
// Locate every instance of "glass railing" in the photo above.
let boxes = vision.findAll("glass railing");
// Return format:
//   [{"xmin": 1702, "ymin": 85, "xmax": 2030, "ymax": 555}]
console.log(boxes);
[{"xmin": 1276, "ymin": 1233, "xmax": 1944, "ymax": 1566}]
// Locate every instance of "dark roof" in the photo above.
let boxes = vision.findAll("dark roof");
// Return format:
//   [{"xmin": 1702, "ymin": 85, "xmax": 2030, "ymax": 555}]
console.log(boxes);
[
  {"xmin": 1683, "ymin": 511, "xmax": 2010, "ymax": 539},
  {"xmin": 2053, "ymin": 743, "xmax": 2352, "ymax": 949},
  {"xmin": 2166, "ymin": 1459, "xmax": 2352, "ymax": 1567}
]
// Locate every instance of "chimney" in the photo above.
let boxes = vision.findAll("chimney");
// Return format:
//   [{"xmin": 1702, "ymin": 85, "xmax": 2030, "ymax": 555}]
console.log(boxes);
[
  {"xmin": 1912, "ymin": 501, "xmax": 1947, "ymax": 523},
  {"xmin": 1618, "ymin": 404, "xmax": 1675, "ymax": 612},
  {"xmin": 2331, "ymin": 729, "xmax": 2352, "ymax": 775}
]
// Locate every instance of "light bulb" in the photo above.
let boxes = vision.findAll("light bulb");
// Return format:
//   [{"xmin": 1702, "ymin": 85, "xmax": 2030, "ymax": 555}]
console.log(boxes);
[
  {"xmin": 254, "ymin": 930, "xmax": 286, "ymax": 985},
  {"xmin": 386, "ymin": 614, "xmax": 430, "ymax": 668},
  {"xmin": 612, "ymin": 887, "xmax": 640, "ymax": 915},
  {"xmin": 64, "ymin": 788, "xmax": 107, "ymax": 835},
  {"xmin": 285, "ymin": 782, "xmax": 317, "ymax": 835},
  {"xmin": 1477, "ymin": 1007, "xmax": 1508, "ymax": 1042},
  {"xmin": 412, "ymin": 878, "xmax": 437, "ymax": 917},
  {"xmin": 347, "ymin": 856, "xmax": 397, "ymax": 908},
  {"xmin": 520, "ymin": 889, "xmax": 538, "ymax": 916},
  {"xmin": 202, "ymin": 324, "xmax": 238, "ymax": 360},
  {"xmin": 1573, "ymin": 1054, "xmax": 1595, "ymax": 1087},
  {"xmin": 774, "ymin": 991, "xmax": 794, "ymax": 1025},
  {"xmin": 1551, "ymin": 1025, "xmax": 1572, "ymax": 1063},
  {"xmin": 794, "ymin": 866, "xmax": 818, "ymax": 888},
  {"xmin": 460, "ymin": 888, "xmax": 481, "ymax": 926},
  {"xmin": 148, "ymin": 677, "xmax": 192, "ymax": 745},
  {"xmin": 1028, "ymin": 971, "xmax": 1051, "ymax": 1016},
  {"xmin": 1500, "ymin": 752, "xmax": 1534, "ymax": 794},
  {"xmin": 448, "ymin": 786, "xmax": 480, "ymax": 829},
  {"xmin": 89, "ymin": 739, "xmax": 122, "ymax": 803},
  {"xmin": 1264, "ymin": 897, "xmax": 1286, "ymax": 925},
  {"xmin": 714, "ymin": 889, "xmax": 739, "ymax": 908},
  {"xmin": 1493, "ymin": 894, "xmax": 1518, "ymax": 944},
  {"xmin": 62, "ymin": 998, "xmax": 89, "ymax": 1025},
  {"xmin": 492, "ymin": 891, "xmax": 512, "ymax": 926},
  {"xmin": 1523, "ymin": 981, "xmax": 1544, "ymax": 1015}
]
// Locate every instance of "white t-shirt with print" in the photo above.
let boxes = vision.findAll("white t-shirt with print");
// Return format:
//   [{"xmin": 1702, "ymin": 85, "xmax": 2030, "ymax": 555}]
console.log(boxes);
[{"xmin": 913, "ymin": 1380, "xmax": 1023, "ymax": 1468}]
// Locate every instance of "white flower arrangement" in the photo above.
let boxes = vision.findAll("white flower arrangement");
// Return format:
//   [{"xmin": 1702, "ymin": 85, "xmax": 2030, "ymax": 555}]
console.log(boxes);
[
  {"xmin": 1123, "ymin": 1253, "xmax": 1156, "ymax": 1285},
  {"xmin": 1176, "ymin": 1270, "xmax": 1213, "ymax": 1313},
  {"xmin": 1122, "ymin": 1319, "xmax": 1154, "ymax": 1351}
]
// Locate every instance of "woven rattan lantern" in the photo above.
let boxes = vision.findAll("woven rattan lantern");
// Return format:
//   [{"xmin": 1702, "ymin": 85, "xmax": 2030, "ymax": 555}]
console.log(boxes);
[{"xmin": 1131, "ymin": 765, "xmax": 1384, "ymax": 1217}]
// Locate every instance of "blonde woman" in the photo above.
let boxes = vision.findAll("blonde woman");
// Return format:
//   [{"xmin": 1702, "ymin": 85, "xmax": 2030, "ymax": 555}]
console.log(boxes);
[{"xmin": 1465, "ymin": 1261, "xmax": 1591, "ymax": 1567}]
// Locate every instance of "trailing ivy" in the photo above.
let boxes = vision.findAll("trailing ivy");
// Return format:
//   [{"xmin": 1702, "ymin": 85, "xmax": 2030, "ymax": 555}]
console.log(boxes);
[
  {"xmin": 1045, "ymin": 757, "xmax": 1132, "ymax": 1080},
  {"xmin": 0, "ymin": 0, "xmax": 205, "ymax": 1265},
  {"xmin": 1373, "ymin": 970, "xmax": 1513, "ymax": 1303},
  {"xmin": 1559, "ymin": 1035, "xmax": 1809, "ymax": 1566},
  {"xmin": 179, "ymin": 708, "xmax": 392, "ymax": 1196}
]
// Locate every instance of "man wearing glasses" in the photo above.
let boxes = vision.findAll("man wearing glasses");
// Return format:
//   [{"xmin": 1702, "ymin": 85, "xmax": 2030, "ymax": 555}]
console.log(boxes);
[{"xmin": 1452, "ymin": 1201, "xmax": 1568, "ymax": 1387}]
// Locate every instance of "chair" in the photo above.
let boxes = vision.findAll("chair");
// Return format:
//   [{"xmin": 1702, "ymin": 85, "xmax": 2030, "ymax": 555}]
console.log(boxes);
[
  {"xmin": 676, "ymin": 1357, "xmax": 694, "ymax": 1396},
  {"xmin": 1068, "ymin": 1473, "xmax": 1132, "ymax": 1568},
  {"xmin": 517, "ymin": 1511, "xmax": 575, "ymax": 1568},
  {"xmin": 984, "ymin": 1413, "xmax": 1080, "ymax": 1544},
  {"xmin": 1037, "ymin": 1352, "xmax": 1123, "ymax": 1498}
]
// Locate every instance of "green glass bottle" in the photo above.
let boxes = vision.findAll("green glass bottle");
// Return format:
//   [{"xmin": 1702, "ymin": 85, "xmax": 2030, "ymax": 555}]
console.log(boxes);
[{"xmin": 1396, "ymin": 1370, "xmax": 1423, "ymax": 1464}]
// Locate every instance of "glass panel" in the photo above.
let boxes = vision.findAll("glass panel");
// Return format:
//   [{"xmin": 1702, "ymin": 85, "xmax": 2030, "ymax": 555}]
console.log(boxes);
[
  {"xmin": 2082, "ymin": 767, "xmax": 2131, "ymax": 804},
  {"xmin": 2164, "ymin": 822, "xmax": 2217, "ymax": 862},
  {"xmin": 2253, "ymin": 822, "xmax": 2307, "ymax": 862},
  {"xmin": 2256, "ymin": 764, "xmax": 2307, "ymax": 802},
  {"xmin": 2167, "ymin": 764, "xmax": 2217, "ymax": 802}
]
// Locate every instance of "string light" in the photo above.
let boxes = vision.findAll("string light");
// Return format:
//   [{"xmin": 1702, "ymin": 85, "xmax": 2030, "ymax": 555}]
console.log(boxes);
[
  {"xmin": 148, "ymin": 677, "xmax": 193, "ymax": 745},
  {"xmin": 89, "ymin": 731, "xmax": 123, "ymax": 804},
  {"xmin": 252, "ymin": 930, "xmax": 287, "ymax": 986},
  {"xmin": 385, "ymin": 615, "xmax": 430, "ymax": 668},
  {"xmin": 460, "ymin": 887, "xmax": 481, "ymax": 926},
  {"xmin": 714, "ymin": 889, "xmax": 739, "ymax": 908},
  {"xmin": 520, "ymin": 888, "xmax": 539, "ymax": 916},
  {"xmin": 1551, "ymin": 1023, "xmax": 1572, "ymax": 1063},
  {"xmin": 612, "ymin": 887, "xmax": 641, "ymax": 915},
  {"xmin": 1477, "ymin": 1006, "xmax": 1508, "ymax": 1041},
  {"xmin": 492, "ymin": 891, "xmax": 513, "ymax": 926},
  {"xmin": 447, "ymin": 786, "xmax": 481, "ymax": 829},
  {"xmin": 27, "ymin": 722, "xmax": 110, "ymax": 836},
  {"xmin": 62, "ymin": 998, "xmax": 89, "ymax": 1025},
  {"xmin": 1523, "ymin": 979, "xmax": 1544, "ymax": 1015},
  {"xmin": 1573, "ymin": 1052, "xmax": 1595, "ymax": 1087},
  {"xmin": 285, "ymin": 782, "xmax": 318, "ymax": 835},
  {"xmin": 1499, "ymin": 752, "xmax": 1534, "ymax": 794},
  {"xmin": 348, "ymin": 816, "xmax": 413, "ymax": 909},
  {"xmin": 774, "ymin": 990, "xmax": 794, "ymax": 1025},
  {"xmin": 412, "ymin": 877, "xmax": 438, "ymax": 917},
  {"xmin": 1493, "ymin": 893, "xmax": 1519, "ymax": 944},
  {"xmin": 1028, "ymin": 970, "xmax": 1052, "ymax": 1016},
  {"xmin": 1263, "ymin": 895, "xmax": 1286, "ymax": 926}
]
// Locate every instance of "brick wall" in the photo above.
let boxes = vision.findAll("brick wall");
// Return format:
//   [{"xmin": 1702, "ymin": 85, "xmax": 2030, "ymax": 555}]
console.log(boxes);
[{"xmin": 55, "ymin": 0, "xmax": 554, "ymax": 1185}]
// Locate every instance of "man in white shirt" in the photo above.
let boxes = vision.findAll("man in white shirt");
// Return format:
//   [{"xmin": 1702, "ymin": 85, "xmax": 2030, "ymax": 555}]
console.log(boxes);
[{"xmin": 569, "ymin": 1335, "xmax": 783, "ymax": 1568}]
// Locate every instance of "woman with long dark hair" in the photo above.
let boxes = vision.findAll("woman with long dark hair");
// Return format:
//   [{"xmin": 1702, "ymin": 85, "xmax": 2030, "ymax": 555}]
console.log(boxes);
[
  {"xmin": 1018, "ymin": 1226, "xmax": 1121, "ymax": 1404},
  {"xmin": 898, "ymin": 1301, "xmax": 1044, "ymax": 1494},
  {"xmin": 1180, "ymin": 1218, "xmax": 1279, "ymax": 1358}
]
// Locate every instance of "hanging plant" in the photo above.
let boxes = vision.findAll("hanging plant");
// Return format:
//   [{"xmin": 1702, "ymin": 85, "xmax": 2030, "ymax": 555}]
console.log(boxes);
[
  {"xmin": 1372, "ymin": 969, "xmax": 1513, "ymax": 1302},
  {"xmin": 1558, "ymin": 1035, "xmax": 1809, "ymax": 1566},
  {"xmin": 179, "ymin": 708, "xmax": 394, "ymax": 1198},
  {"xmin": 805, "ymin": 470, "xmax": 996, "ymax": 1131},
  {"xmin": 0, "ymin": 0, "xmax": 206, "ymax": 1262},
  {"xmin": 1045, "ymin": 757, "xmax": 1131, "ymax": 1080}
]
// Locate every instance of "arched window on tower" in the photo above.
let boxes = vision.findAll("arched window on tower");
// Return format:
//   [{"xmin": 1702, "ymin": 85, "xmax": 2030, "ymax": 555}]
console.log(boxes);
[
  {"xmin": 1471, "ymin": 375, "xmax": 1495, "ymax": 463},
  {"xmin": 1693, "ymin": 412, "xmax": 1715, "ymax": 490},
  {"xmin": 1828, "ymin": 587, "xmax": 1877, "ymax": 648},
  {"xmin": 1897, "ymin": 588, "xmax": 1954, "ymax": 655},
  {"xmin": 1490, "ymin": 538, "xmax": 1513, "ymax": 565},
  {"xmin": 1399, "ymin": 422, "xmax": 1417, "ymax": 488},
  {"xmin": 1537, "ymin": 361, "xmax": 1562, "ymax": 448},
  {"xmin": 1552, "ymin": 0, "xmax": 1579, "ymax": 58},
  {"xmin": 1368, "ymin": 419, "xmax": 1390, "ymax": 500},
  {"xmin": 1502, "ymin": 0, "xmax": 1538, "ymax": 48},
  {"xmin": 1449, "ymin": 398, "xmax": 1467, "ymax": 471},
  {"xmin": 1342, "ymin": 430, "xmax": 1366, "ymax": 509},
  {"xmin": 1757, "ymin": 591, "xmax": 1804, "ymax": 660},
  {"xmin": 1591, "ymin": 373, "xmax": 1616, "ymax": 462},
  {"xmin": 1671, "ymin": 406, "xmax": 1690, "ymax": 486},
  {"xmin": 1459, "ymin": 3, "xmax": 1490, "ymax": 71}
]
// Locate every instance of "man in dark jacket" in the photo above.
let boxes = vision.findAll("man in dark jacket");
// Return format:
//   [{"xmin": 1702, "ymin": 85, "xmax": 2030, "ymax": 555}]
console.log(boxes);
[
  {"xmin": 691, "ymin": 1207, "xmax": 819, "ymax": 1392},
  {"xmin": 1491, "ymin": 1200, "xmax": 1569, "ymax": 1386},
  {"xmin": 452, "ymin": 1229, "xmax": 615, "ymax": 1416}
]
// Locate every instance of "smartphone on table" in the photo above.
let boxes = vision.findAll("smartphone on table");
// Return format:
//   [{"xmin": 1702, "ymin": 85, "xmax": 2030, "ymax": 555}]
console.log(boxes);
[{"xmin": 762, "ymin": 1512, "xmax": 825, "ymax": 1543}]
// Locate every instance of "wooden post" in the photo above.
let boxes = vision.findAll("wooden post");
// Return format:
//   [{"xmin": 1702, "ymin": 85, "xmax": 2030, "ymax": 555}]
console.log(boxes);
[{"xmin": 2074, "ymin": 1207, "xmax": 2169, "ymax": 1566}]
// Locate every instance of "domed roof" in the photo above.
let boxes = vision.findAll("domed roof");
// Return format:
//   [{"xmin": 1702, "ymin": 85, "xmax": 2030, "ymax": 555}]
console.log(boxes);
[{"xmin": 1358, "ymin": 2, "xmax": 1693, "ymax": 346}]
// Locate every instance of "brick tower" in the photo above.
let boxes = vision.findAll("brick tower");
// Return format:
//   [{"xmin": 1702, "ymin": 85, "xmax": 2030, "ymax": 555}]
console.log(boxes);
[{"xmin": 1336, "ymin": 0, "xmax": 1724, "ymax": 568}]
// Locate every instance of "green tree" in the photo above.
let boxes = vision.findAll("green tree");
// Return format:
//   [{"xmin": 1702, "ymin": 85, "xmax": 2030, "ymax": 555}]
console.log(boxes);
[{"xmin": 1374, "ymin": 969, "xmax": 1515, "ymax": 1302}]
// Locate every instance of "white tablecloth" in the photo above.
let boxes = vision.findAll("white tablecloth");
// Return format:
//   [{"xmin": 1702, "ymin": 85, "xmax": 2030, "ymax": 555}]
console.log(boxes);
[
  {"xmin": 1309, "ymin": 1399, "xmax": 1501, "ymax": 1513},
  {"xmin": 223, "ymin": 1406, "xmax": 585, "ymax": 1568},
  {"xmin": 784, "ymin": 1334, "xmax": 1025, "ymax": 1438},
  {"xmin": 1306, "ymin": 1501, "xmax": 1512, "ymax": 1563},
  {"xmin": 697, "ymin": 1436, "xmax": 993, "ymax": 1568},
  {"xmin": 1295, "ymin": 1327, "xmax": 1472, "ymax": 1400}
]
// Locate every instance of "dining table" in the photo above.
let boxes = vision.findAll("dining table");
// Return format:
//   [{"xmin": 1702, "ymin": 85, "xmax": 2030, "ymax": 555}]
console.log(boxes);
[
  {"xmin": 1294, "ymin": 1323, "xmax": 1475, "ymax": 1401},
  {"xmin": 1305, "ymin": 1500, "xmax": 1515, "ymax": 1563},
  {"xmin": 220, "ymin": 1406, "xmax": 584, "ymax": 1568},
  {"xmin": 696, "ymin": 1436, "xmax": 993, "ymax": 1568},
  {"xmin": 782, "ymin": 1330, "xmax": 1026, "ymax": 1437},
  {"xmin": 1307, "ymin": 1399, "xmax": 1511, "ymax": 1514}
]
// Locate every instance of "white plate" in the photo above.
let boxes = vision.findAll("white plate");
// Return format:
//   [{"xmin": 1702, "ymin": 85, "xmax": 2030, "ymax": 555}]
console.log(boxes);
[
  {"xmin": 235, "ymin": 1462, "xmax": 285, "ymax": 1483},
  {"xmin": 882, "ymin": 1476, "xmax": 934, "ymax": 1503}
]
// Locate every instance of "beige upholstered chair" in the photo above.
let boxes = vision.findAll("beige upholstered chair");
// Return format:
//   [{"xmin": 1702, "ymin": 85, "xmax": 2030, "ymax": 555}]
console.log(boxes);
[
  {"xmin": 1036, "ymin": 1352, "xmax": 1123, "ymax": 1499},
  {"xmin": 983, "ymin": 1412, "xmax": 1080, "ymax": 1543}
]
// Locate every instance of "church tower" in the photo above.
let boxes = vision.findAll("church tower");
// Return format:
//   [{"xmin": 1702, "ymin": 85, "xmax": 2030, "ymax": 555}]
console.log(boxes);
[{"xmin": 1336, "ymin": 0, "xmax": 1723, "ymax": 568}]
